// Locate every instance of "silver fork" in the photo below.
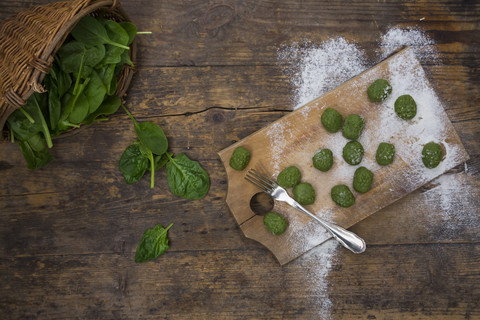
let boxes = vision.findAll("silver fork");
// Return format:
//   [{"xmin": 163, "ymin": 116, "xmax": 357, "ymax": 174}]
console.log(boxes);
[{"xmin": 245, "ymin": 168, "xmax": 366, "ymax": 254}]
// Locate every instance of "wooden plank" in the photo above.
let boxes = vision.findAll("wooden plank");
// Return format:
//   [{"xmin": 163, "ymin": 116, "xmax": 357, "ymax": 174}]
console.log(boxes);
[
  {"xmin": 0, "ymin": 244, "xmax": 478, "ymax": 319},
  {"xmin": 117, "ymin": 0, "xmax": 479, "ymax": 67}
]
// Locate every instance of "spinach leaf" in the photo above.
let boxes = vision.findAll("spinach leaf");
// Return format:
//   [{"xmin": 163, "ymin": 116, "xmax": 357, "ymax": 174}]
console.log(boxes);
[
  {"xmin": 105, "ymin": 20, "xmax": 130, "ymax": 46},
  {"xmin": 102, "ymin": 21, "xmax": 130, "ymax": 65},
  {"xmin": 135, "ymin": 223, "xmax": 173, "ymax": 263},
  {"xmin": 44, "ymin": 74, "xmax": 61, "ymax": 130},
  {"xmin": 96, "ymin": 64, "xmax": 116, "ymax": 95},
  {"xmin": 119, "ymin": 143, "xmax": 149, "ymax": 184},
  {"xmin": 135, "ymin": 122, "xmax": 168, "ymax": 156},
  {"xmin": 150, "ymin": 152, "xmax": 172, "ymax": 171},
  {"xmin": 166, "ymin": 153, "xmax": 210, "ymax": 199},
  {"xmin": 68, "ymin": 91, "xmax": 90, "ymax": 124},
  {"xmin": 60, "ymin": 77, "xmax": 90, "ymax": 123},
  {"xmin": 122, "ymin": 105, "xmax": 168, "ymax": 156},
  {"xmin": 119, "ymin": 21, "xmax": 137, "ymax": 45},
  {"xmin": 100, "ymin": 20, "xmax": 131, "ymax": 67},
  {"xmin": 57, "ymin": 41, "xmax": 104, "ymax": 78},
  {"xmin": 83, "ymin": 95, "xmax": 121, "ymax": 125},
  {"xmin": 114, "ymin": 50, "xmax": 134, "ymax": 76},
  {"xmin": 7, "ymin": 93, "xmax": 52, "ymax": 150},
  {"xmin": 84, "ymin": 70, "xmax": 107, "ymax": 113},
  {"xmin": 57, "ymin": 41, "xmax": 87, "ymax": 74},
  {"xmin": 48, "ymin": 83, "xmax": 61, "ymax": 130},
  {"xmin": 120, "ymin": 50, "xmax": 134, "ymax": 67},
  {"xmin": 53, "ymin": 60, "xmax": 72, "ymax": 97},
  {"xmin": 31, "ymin": 93, "xmax": 53, "ymax": 148},
  {"xmin": 71, "ymin": 15, "xmax": 130, "ymax": 50},
  {"xmin": 100, "ymin": 45, "xmax": 123, "ymax": 67},
  {"xmin": 7, "ymin": 108, "xmax": 42, "ymax": 141},
  {"xmin": 17, "ymin": 134, "xmax": 53, "ymax": 170}
]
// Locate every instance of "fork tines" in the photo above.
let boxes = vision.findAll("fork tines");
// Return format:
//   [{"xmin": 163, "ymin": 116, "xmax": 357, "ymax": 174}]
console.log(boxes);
[{"xmin": 244, "ymin": 168, "xmax": 275, "ymax": 193}]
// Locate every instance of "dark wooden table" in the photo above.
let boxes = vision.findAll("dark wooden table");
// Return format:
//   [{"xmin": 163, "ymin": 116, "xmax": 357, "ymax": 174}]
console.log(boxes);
[{"xmin": 1, "ymin": 0, "xmax": 479, "ymax": 319}]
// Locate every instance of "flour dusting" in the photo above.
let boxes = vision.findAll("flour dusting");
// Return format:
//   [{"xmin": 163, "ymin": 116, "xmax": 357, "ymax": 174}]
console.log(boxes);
[
  {"xmin": 379, "ymin": 27, "xmax": 438, "ymax": 63},
  {"xmin": 423, "ymin": 173, "xmax": 478, "ymax": 239},
  {"xmin": 275, "ymin": 26, "xmax": 469, "ymax": 319},
  {"xmin": 278, "ymin": 38, "xmax": 368, "ymax": 109},
  {"xmin": 295, "ymin": 240, "xmax": 339, "ymax": 319}
]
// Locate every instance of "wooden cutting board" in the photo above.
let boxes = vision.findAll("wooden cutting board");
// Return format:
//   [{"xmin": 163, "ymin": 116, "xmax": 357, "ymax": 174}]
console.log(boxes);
[{"xmin": 218, "ymin": 47, "xmax": 469, "ymax": 265}]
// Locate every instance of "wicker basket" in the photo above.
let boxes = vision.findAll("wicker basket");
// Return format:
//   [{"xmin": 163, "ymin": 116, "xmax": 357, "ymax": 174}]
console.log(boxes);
[{"xmin": 0, "ymin": 0, "xmax": 137, "ymax": 138}]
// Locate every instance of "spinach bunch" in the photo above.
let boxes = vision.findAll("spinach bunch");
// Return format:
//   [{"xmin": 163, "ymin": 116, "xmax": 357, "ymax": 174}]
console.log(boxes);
[
  {"xmin": 135, "ymin": 222, "xmax": 173, "ymax": 263},
  {"xmin": 6, "ymin": 15, "xmax": 141, "ymax": 169},
  {"xmin": 119, "ymin": 106, "xmax": 210, "ymax": 199}
]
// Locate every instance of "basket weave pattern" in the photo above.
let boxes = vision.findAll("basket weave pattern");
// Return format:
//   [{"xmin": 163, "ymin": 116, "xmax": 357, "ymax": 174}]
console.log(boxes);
[{"xmin": 0, "ymin": 0, "xmax": 136, "ymax": 135}]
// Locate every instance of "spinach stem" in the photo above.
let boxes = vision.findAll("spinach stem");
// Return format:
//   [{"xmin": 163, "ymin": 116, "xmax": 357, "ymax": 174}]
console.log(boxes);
[
  {"xmin": 136, "ymin": 31, "xmax": 152, "ymax": 34},
  {"xmin": 121, "ymin": 104, "xmax": 138, "ymax": 124},
  {"xmin": 9, "ymin": 125, "xmax": 15, "ymax": 143},
  {"xmin": 73, "ymin": 52, "xmax": 86, "ymax": 96},
  {"xmin": 19, "ymin": 107, "xmax": 35, "ymax": 123},
  {"xmin": 60, "ymin": 121, "xmax": 81, "ymax": 128},
  {"xmin": 109, "ymin": 41, "xmax": 130, "ymax": 50},
  {"xmin": 32, "ymin": 97, "xmax": 53, "ymax": 149},
  {"xmin": 148, "ymin": 150, "xmax": 155, "ymax": 189}
]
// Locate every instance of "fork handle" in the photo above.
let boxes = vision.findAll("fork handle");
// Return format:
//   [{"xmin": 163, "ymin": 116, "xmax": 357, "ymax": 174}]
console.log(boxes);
[{"xmin": 286, "ymin": 199, "xmax": 366, "ymax": 254}]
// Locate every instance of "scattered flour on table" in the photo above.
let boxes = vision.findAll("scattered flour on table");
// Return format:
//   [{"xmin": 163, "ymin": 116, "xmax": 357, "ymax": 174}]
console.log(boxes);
[
  {"xmin": 278, "ymin": 38, "xmax": 368, "ymax": 109},
  {"xmin": 422, "ymin": 173, "xmax": 478, "ymax": 239},
  {"xmin": 294, "ymin": 240, "xmax": 339, "ymax": 319},
  {"xmin": 378, "ymin": 27, "xmax": 438, "ymax": 63},
  {"xmin": 275, "ymin": 27, "xmax": 469, "ymax": 319}
]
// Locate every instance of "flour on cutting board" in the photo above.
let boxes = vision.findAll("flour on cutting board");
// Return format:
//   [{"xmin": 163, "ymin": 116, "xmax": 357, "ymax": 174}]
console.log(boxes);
[{"xmin": 275, "ymin": 27, "xmax": 468, "ymax": 319}]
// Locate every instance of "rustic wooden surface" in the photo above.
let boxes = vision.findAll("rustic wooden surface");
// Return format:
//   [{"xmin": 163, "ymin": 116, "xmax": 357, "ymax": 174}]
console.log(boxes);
[{"xmin": 0, "ymin": 0, "xmax": 479, "ymax": 319}]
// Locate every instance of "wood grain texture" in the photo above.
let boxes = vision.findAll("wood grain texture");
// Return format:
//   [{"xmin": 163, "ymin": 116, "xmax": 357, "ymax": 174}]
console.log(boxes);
[{"xmin": 0, "ymin": 0, "xmax": 479, "ymax": 319}]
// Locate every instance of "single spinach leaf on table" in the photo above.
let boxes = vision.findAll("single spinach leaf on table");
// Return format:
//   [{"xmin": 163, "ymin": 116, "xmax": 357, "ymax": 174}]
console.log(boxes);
[
  {"xmin": 135, "ymin": 122, "xmax": 168, "ymax": 156},
  {"xmin": 71, "ymin": 15, "xmax": 130, "ymax": 50},
  {"xmin": 135, "ymin": 223, "xmax": 173, "ymax": 263},
  {"xmin": 166, "ymin": 153, "xmax": 210, "ymax": 199},
  {"xmin": 119, "ymin": 143, "xmax": 149, "ymax": 184},
  {"xmin": 122, "ymin": 105, "xmax": 168, "ymax": 156}
]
